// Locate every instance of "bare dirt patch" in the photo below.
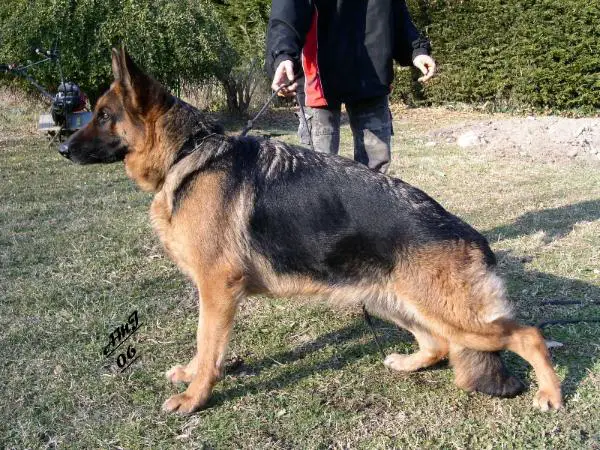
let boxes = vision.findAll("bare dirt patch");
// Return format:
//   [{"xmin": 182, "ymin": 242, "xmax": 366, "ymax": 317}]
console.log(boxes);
[{"xmin": 429, "ymin": 116, "xmax": 600, "ymax": 164}]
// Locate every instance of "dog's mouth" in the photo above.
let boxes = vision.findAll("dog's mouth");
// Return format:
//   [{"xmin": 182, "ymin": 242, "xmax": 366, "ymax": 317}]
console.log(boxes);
[{"xmin": 58, "ymin": 140, "xmax": 128, "ymax": 165}]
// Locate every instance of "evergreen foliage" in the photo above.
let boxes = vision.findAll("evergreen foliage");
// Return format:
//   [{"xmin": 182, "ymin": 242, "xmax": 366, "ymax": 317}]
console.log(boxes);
[
  {"xmin": 395, "ymin": 0, "xmax": 600, "ymax": 113},
  {"xmin": 207, "ymin": 0, "xmax": 271, "ymax": 114},
  {"xmin": 1, "ymin": 0, "xmax": 597, "ymax": 112},
  {"xmin": 0, "ymin": 0, "xmax": 234, "ymax": 102}
]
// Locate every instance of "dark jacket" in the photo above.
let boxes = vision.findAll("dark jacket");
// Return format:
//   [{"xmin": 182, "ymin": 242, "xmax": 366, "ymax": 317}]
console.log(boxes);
[{"xmin": 266, "ymin": 0, "xmax": 431, "ymax": 106}]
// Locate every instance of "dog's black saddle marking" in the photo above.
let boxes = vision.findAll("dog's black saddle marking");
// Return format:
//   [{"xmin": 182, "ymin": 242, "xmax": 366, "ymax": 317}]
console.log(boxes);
[
  {"xmin": 241, "ymin": 140, "xmax": 494, "ymax": 284},
  {"xmin": 168, "ymin": 133, "xmax": 495, "ymax": 284}
]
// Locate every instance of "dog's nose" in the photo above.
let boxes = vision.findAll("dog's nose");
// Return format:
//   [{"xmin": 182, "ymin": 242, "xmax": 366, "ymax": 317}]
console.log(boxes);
[{"xmin": 58, "ymin": 142, "xmax": 70, "ymax": 159}]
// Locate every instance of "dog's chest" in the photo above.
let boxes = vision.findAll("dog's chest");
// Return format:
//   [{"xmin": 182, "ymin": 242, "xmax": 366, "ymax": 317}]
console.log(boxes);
[{"xmin": 149, "ymin": 191, "xmax": 175, "ymax": 252}]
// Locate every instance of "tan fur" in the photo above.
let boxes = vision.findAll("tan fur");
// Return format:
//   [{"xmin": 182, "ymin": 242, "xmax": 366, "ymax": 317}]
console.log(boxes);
[
  {"xmin": 384, "ymin": 327, "xmax": 449, "ymax": 372},
  {"xmin": 123, "ymin": 107, "xmax": 178, "ymax": 192}
]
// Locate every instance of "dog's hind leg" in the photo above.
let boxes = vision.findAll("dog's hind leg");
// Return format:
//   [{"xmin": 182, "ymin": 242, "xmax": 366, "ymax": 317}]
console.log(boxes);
[
  {"xmin": 505, "ymin": 324, "xmax": 562, "ymax": 411},
  {"xmin": 389, "ymin": 244, "xmax": 561, "ymax": 410},
  {"xmin": 162, "ymin": 264, "xmax": 244, "ymax": 415},
  {"xmin": 384, "ymin": 326, "xmax": 448, "ymax": 372},
  {"xmin": 445, "ymin": 321, "xmax": 562, "ymax": 411},
  {"xmin": 450, "ymin": 346, "xmax": 525, "ymax": 398}
]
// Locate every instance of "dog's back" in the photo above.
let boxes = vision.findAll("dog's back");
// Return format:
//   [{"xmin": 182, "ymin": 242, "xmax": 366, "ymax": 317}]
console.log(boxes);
[{"xmin": 170, "ymin": 134, "xmax": 495, "ymax": 283}]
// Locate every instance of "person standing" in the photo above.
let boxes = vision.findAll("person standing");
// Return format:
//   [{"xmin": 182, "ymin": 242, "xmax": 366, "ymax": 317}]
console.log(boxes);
[{"xmin": 266, "ymin": 0, "xmax": 436, "ymax": 173}]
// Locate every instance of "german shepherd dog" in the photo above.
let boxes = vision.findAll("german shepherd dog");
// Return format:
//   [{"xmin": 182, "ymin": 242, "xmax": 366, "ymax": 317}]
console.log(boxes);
[{"xmin": 59, "ymin": 48, "xmax": 562, "ymax": 414}]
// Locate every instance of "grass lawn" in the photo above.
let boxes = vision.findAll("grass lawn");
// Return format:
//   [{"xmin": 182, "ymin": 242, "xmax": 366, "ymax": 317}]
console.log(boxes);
[{"xmin": 1, "ymin": 97, "xmax": 599, "ymax": 448}]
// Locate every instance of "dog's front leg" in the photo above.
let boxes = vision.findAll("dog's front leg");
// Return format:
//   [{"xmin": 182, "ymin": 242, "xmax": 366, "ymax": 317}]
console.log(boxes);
[
  {"xmin": 163, "ymin": 267, "xmax": 242, "ymax": 415},
  {"xmin": 166, "ymin": 354, "xmax": 198, "ymax": 384}
]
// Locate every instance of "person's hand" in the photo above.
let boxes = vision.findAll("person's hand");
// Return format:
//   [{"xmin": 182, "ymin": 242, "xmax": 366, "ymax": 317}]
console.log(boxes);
[
  {"xmin": 271, "ymin": 60, "xmax": 297, "ymax": 97},
  {"xmin": 413, "ymin": 55, "xmax": 436, "ymax": 82}
]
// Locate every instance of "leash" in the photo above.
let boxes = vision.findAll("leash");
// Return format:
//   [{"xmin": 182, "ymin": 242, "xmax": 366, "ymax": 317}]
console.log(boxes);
[
  {"xmin": 240, "ymin": 87, "xmax": 284, "ymax": 137},
  {"xmin": 241, "ymin": 79, "xmax": 314, "ymax": 153},
  {"xmin": 363, "ymin": 304, "xmax": 388, "ymax": 360}
]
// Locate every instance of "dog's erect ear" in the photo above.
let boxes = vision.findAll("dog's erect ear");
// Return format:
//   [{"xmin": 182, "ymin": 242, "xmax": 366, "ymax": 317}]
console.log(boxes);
[
  {"xmin": 110, "ymin": 45, "xmax": 173, "ymax": 113},
  {"xmin": 111, "ymin": 46, "xmax": 143, "ymax": 87},
  {"xmin": 111, "ymin": 47, "xmax": 123, "ymax": 82},
  {"xmin": 111, "ymin": 48, "xmax": 120, "ymax": 80},
  {"xmin": 121, "ymin": 46, "xmax": 144, "ymax": 85}
]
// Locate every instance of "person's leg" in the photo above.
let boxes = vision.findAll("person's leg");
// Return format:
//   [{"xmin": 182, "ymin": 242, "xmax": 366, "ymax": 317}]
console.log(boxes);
[
  {"xmin": 294, "ymin": 91, "xmax": 312, "ymax": 146},
  {"xmin": 295, "ymin": 110, "xmax": 312, "ymax": 146},
  {"xmin": 303, "ymin": 103, "xmax": 341, "ymax": 154},
  {"xmin": 346, "ymin": 96, "xmax": 392, "ymax": 173}
]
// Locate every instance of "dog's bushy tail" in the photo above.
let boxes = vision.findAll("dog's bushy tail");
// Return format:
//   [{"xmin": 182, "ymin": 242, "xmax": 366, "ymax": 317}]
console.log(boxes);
[{"xmin": 451, "ymin": 348, "xmax": 525, "ymax": 398}]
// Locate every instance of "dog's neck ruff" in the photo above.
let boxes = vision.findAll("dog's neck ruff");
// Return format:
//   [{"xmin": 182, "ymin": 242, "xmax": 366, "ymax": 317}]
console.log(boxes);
[
  {"xmin": 163, "ymin": 134, "xmax": 231, "ymax": 213},
  {"xmin": 171, "ymin": 132, "xmax": 220, "ymax": 168}
]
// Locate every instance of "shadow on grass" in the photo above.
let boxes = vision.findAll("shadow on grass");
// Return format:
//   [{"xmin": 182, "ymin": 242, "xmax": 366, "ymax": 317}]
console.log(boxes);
[
  {"xmin": 485, "ymin": 199, "xmax": 600, "ymax": 242},
  {"xmin": 206, "ymin": 200, "xmax": 600, "ymax": 407},
  {"xmin": 210, "ymin": 318, "xmax": 414, "ymax": 408}
]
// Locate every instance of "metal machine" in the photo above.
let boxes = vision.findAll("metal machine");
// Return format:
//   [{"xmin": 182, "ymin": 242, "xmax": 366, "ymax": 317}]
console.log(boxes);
[{"xmin": 1, "ymin": 47, "xmax": 92, "ymax": 143}]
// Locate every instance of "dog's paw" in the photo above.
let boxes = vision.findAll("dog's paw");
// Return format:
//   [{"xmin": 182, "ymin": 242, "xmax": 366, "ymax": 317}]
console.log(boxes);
[
  {"xmin": 533, "ymin": 388, "xmax": 563, "ymax": 411},
  {"xmin": 166, "ymin": 364, "xmax": 194, "ymax": 384},
  {"xmin": 162, "ymin": 392, "xmax": 204, "ymax": 415},
  {"xmin": 384, "ymin": 353, "xmax": 419, "ymax": 372}
]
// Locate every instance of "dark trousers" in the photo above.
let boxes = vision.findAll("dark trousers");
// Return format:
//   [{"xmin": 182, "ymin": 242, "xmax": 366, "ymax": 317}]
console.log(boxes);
[{"xmin": 297, "ymin": 96, "xmax": 393, "ymax": 173}]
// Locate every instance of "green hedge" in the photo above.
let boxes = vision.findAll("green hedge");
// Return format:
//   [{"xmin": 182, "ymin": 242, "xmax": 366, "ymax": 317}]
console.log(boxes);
[
  {"xmin": 0, "ymin": 0, "xmax": 234, "ymax": 103},
  {"xmin": 2, "ymin": 0, "xmax": 598, "ymax": 113},
  {"xmin": 393, "ymin": 0, "xmax": 600, "ymax": 113}
]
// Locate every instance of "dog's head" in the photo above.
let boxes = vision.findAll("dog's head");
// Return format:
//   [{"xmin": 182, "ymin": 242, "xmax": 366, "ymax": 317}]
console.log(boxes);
[{"xmin": 59, "ymin": 47, "xmax": 175, "ymax": 178}]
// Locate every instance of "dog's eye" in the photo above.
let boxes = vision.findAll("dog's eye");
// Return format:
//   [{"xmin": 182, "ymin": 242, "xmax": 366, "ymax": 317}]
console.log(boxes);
[{"xmin": 98, "ymin": 110, "xmax": 111, "ymax": 122}]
